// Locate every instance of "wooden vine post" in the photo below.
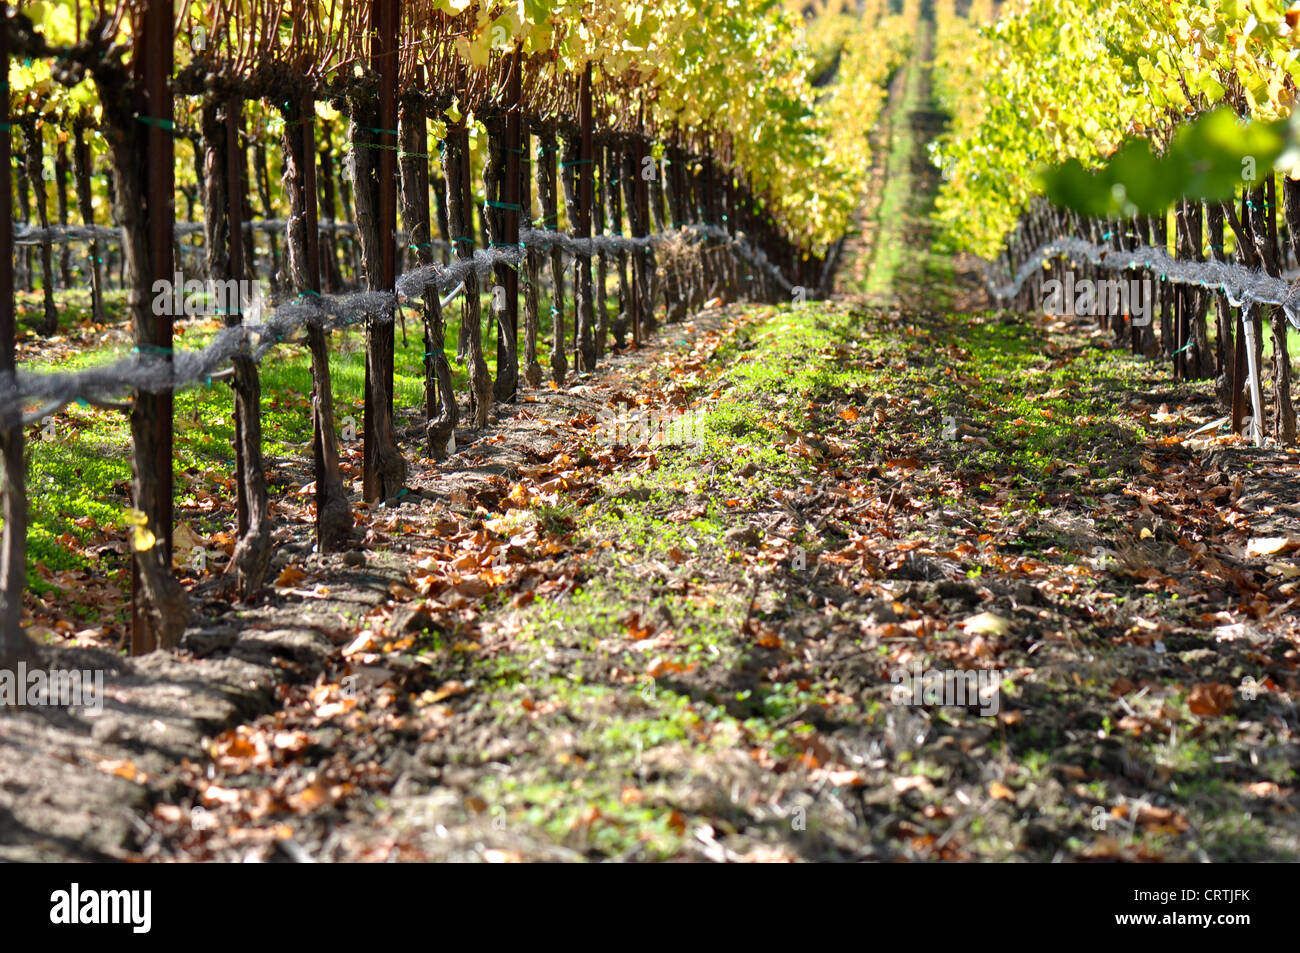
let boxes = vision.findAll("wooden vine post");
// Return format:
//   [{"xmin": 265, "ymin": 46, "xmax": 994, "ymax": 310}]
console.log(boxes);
[
  {"xmin": 398, "ymin": 68, "xmax": 457, "ymax": 457},
  {"xmin": 575, "ymin": 63, "xmax": 596, "ymax": 371},
  {"xmin": 1229, "ymin": 199, "xmax": 1249, "ymax": 435},
  {"xmin": 317, "ymin": 126, "xmax": 345, "ymax": 294},
  {"xmin": 700, "ymin": 148, "xmax": 717, "ymax": 300},
  {"xmin": 130, "ymin": 0, "xmax": 187, "ymax": 652},
  {"xmin": 318, "ymin": 131, "xmax": 348, "ymax": 289},
  {"xmin": 1281, "ymin": 175, "xmax": 1300, "ymax": 441},
  {"xmin": 1264, "ymin": 174, "xmax": 1295, "ymax": 444},
  {"xmin": 362, "ymin": 0, "xmax": 407, "ymax": 501},
  {"xmin": 0, "ymin": 5, "xmax": 30, "ymax": 661},
  {"xmin": 492, "ymin": 47, "xmax": 523, "ymax": 402},
  {"xmin": 356, "ymin": 0, "xmax": 405, "ymax": 501},
  {"xmin": 19, "ymin": 119, "xmax": 58, "ymax": 336},
  {"xmin": 559, "ymin": 127, "xmax": 582, "ymax": 367},
  {"xmin": 521, "ymin": 124, "xmax": 543, "ymax": 387},
  {"xmin": 71, "ymin": 118, "xmax": 105, "ymax": 323},
  {"xmin": 661, "ymin": 144, "xmax": 685, "ymax": 323},
  {"xmin": 1206, "ymin": 201, "xmax": 1235, "ymax": 408},
  {"xmin": 593, "ymin": 136, "xmax": 609, "ymax": 356},
  {"xmin": 54, "ymin": 137, "xmax": 71, "ymax": 286},
  {"xmin": 536, "ymin": 128, "xmax": 566, "ymax": 382},
  {"xmin": 689, "ymin": 148, "xmax": 707, "ymax": 307},
  {"xmin": 1229, "ymin": 188, "xmax": 1267, "ymax": 440},
  {"xmin": 397, "ymin": 91, "xmax": 434, "ymax": 436},
  {"xmin": 607, "ymin": 141, "xmax": 629, "ymax": 347},
  {"xmin": 620, "ymin": 142, "xmax": 640, "ymax": 345},
  {"xmin": 375, "ymin": 0, "xmax": 397, "ymax": 417},
  {"xmin": 444, "ymin": 113, "xmax": 492, "ymax": 427},
  {"xmin": 623, "ymin": 136, "xmax": 655, "ymax": 341},
  {"xmin": 218, "ymin": 104, "xmax": 246, "ymax": 535}
]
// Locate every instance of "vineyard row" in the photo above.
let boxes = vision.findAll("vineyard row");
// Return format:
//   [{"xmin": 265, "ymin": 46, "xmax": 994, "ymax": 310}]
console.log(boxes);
[{"xmin": 0, "ymin": 0, "xmax": 889, "ymax": 657}]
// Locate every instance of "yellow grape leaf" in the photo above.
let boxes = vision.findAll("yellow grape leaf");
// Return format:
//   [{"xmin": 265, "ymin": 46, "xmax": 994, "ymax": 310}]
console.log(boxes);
[{"xmin": 125, "ymin": 509, "xmax": 158, "ymax": 552}]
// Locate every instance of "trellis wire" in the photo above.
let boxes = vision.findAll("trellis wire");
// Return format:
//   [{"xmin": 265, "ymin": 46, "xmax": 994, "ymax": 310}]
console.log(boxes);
[
  {"xmin": 4, "ymin": 223, "xmax": 796, "ymax": 423},
  {"xmin": 12, "ymin": 220, "xmax": 793, "ymax": 288},
  {"xmin": 984, "ymin": 236, "xmax": 1300, "ymax": 329},
  {"xmin": 16, "ymin": 219, "xmax": 381, "ymax": 245}
]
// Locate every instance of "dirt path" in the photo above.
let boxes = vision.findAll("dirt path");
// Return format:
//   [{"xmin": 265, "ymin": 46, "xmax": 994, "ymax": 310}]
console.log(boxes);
[{"xmin": 6, "ymin": 20, "xmax": 1298, "ymax": 863}]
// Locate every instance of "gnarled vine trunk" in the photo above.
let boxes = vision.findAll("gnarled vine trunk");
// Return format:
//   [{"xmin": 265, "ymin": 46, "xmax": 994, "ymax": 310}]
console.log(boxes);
[
  {"xmin": 281, "ymin": 93, "xmax": 353, "ymax": 548},
  {"xmin": 346, "ymin": 87, "xmax": 409, "ymax": 499},
  {"xmin": 201, "ymin": 98, "xmax": 272, "ymax": 593}
]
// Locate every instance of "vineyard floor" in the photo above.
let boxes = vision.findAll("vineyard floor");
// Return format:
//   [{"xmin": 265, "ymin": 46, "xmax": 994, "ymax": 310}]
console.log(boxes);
[{"xmin": 5, "ymin": 35, "xmax": 1300, "ymax": 864}]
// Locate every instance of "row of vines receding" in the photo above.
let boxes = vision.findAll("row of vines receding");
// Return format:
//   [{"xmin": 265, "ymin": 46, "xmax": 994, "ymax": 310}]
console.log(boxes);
[{"xmin": 0, "ymin": 0, "xmax": 910, "ymax": 656}]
